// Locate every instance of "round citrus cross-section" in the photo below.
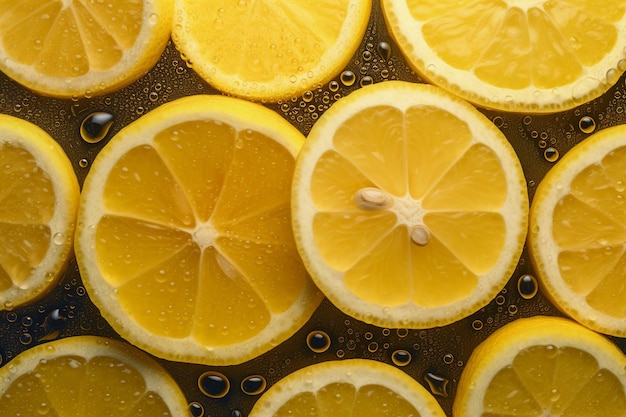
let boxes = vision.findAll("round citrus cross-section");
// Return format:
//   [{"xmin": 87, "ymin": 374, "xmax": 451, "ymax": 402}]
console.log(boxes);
[
  {"xmin": 249, "ymin": 359, "xmax": 447, "ymax": 417},
  {"xmin": 453, "ymin": 316, "xmax": 626, "ymax": 417},
  {"xmin": 75, "ymin": 95, "xmax": 323, "ymax": 366},
  {"xmin": 0, "ymin": 336, "xmax": 189, "ymax": 416},
  {"xmin": 171, "ymin": 0, "xmax": 371, "ymax": 102},
  {"xmin": 530, "ymin": 123, "xmax": 626, "ymax": 337},
  {"xmin": 381, "ymin": 0, "xmax": 626, "ymax": 113},
  {"xmin": 0, "ymin": 0, "xmax": 173, "ymax": 98},
  {"xmin": 0, "ymin": 114, "xmax": 79, "ymax": 310},
  {"xmin": 291, "ymin": 81, "xmax": 528, "ymax": 329}
]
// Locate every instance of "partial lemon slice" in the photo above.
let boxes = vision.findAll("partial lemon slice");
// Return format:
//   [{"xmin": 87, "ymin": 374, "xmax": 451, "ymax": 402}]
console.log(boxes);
[
  {"xmin": 529, "ymin": 124, "xmax": 626, "ymax": 337},
  {"xmin": 75, "ymin": 95, "xmax": 323, "ymax": 366},
  {"xmin": 249, "ymin": 358, "xmax": 446, "ymax": 417},
  {"xmin": 0, "ymin": 335, "xmax": 189, "ymax": 416},
  {"xmin": 0, "ymin": 0, "xmax": 173, "ymax": 98},
  {"xmin": 171, "ymin": 0, "xmax": 371, "ymax": 102},
  {"xmin": 291, "ymin": 80, "xmax": 528, "ymax": 329},
  {"xmin": 0, "ymin": 114, "xmax": 79, "ymax": 310},
  {"xmin": 453, "ymin": 316, "xmax": 626, "ymax": 416},
  {"xmin": 381, "ymin": 1, "xmax": 626, "ymax": 113}
]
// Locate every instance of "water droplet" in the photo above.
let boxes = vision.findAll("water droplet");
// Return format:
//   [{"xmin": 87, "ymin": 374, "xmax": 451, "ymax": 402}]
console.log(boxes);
[
  {"xmin": 517, "ymin": 274, "xmax": 538, "ymax": 299},
  {"xmin": 424, "ymin": 372, "xmax": 449, "ymax": 397},
  {"xmin": 21, "ymin": 316, "xmax": 33, "ymax": 327},
  {"xmin": 377, "ymin": 42, "xmax": 391, "ymax": 61},
  {"xmin": 302, "ymin": 90, "xmax": 314, "ymax": 103},
  {"xmin": 19, "ymin": 332, "xmax": 33, "ymax": 345},
  {"xmin": 544, "ymin": 147, "xmax": 559, "ymax": 162},
  {"xmin": 328, "ymin": 80, "xmax": 340, "ymax": 92},
  {"xmin": 198, "ymin": 371, "xmax": 230, "ymax": 399},
  {"xmin": 391, "ymin": 350, "xmax": 412, "ymax": 366},
  {"xmin": 340, "ymin": 71, "xmax": 356, "ymax": 87},
  {"xmin": 39, "ymin": 309, "xmax": 67, "ymax": 342},
  {"xmin": 472, "ymin": 319, "xmax": 483, "ymax": 330},
  {"xmin": 241, "ymin": 375, "xmax": 266, "ymax": 395},
  {"xmin": 189, "ymin": 402, "xmax": 205, "ymax": 417},
  {"xmin": 523, "ymin": 115, "xmax": 533, "ymax": 125},
  {"xmin": 80, "ymin": 112, "xmax": 114, "ymax": 144},
  {"xmin": 359, "ymin": 76, "xmax": 374, "ymax": 87},
  {"xmin": 306, "ymin": 330, "xmax": 331, "ymax": 353},
  {"xmin": 443, "ymin": 353, "xmax": 454, "ymax": 365},
  {"xmin": 78, "ymin": 158, "xmax": 89, "ymax": 168},
  {"xmin": 396, "ymin": 328, "xmax": 409, "ymax": 338},
  {"xmin": 544, "ymin": 344, "xmax": 558, "ymax": 359},
  {"xmin": 362, "ymin": 50, "xmax": 372, "ymax": 61},
  {"xmin": 367, "ymin": 342, "xmax": 379, "ymax": 352},
  {"xmin": 52, "ymin": 232, "xmax": 66, "ymax": 245},
  {"xmin": 578, "ymin": 116, "xmax": 596, "ymax": 134}
]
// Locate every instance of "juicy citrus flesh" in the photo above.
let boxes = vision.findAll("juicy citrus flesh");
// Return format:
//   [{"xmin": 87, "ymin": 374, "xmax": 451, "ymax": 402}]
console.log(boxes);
[
  {"xmin": 454, "ymin": 316, "xmax": 626, "ymax": 417},
  {"xmin": 0, "ymin": 114, "xmax": 79, "ymax": 310},
  {"xmin": 0, "ymin": 336, "xmax": 189, "ymax": 417},
  {"xmin": 530, "ymin": 124, "xmax": 626, "ymax": 337},
  {"xmin": 249, "ymin": 359, "xmax": 446, "ymax": 417},
  {"xmin": 171, "ymin": 0, "xmax": 371, "ymax": 101},
  {"xmin": 0, "ymin": 0, "xmax": 173, "ymax": 97},
  {"xmin": 75, "ymin": 95, "xmax": 322, "ymax": 365},
  {"xmin": 292, "ymin": 81, "xmax": 528, "ymax": 328},
  {"xmin": 381, "ymin": 0, "xmax": 626, "ymax": 113}
]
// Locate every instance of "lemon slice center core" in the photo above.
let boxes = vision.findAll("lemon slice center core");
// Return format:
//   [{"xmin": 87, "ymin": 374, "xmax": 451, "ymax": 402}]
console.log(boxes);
[{"xmin": 192, "ymin": 222, "xmax": 218, "ymax": 249}]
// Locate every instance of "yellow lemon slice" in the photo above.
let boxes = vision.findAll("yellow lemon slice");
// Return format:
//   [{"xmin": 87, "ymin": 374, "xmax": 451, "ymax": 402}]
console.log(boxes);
[
  {"xmin": 0, "ymin": 0, "xmax": 173, "ymax": 98},
  {"xmin": 171, "ymin": 0, "xmax": 371, "ymax": 102},
  {"xmin": 381, "ymin": 0, "xmax": 626, "ymax": 113},
  {"xmin": 530, "ymin": 123, "xmax": 626, "ymax": 337},
  {"xmin": 453, "ymin": 316, "xmax": 626, "ymax": 416},
  {"xmin": 0, "ymin": 336, "xmax": 189, "ymax": 416},
  {"xmin": 291, "ymin": 80, "xmax": 528, "ymax": 329},
  {"xmin": 249, "ymin": 358, "xmax": 446, "ymax": 417},
  {"xmin": 0, "ymin": 114, "xmax": 79, "ymax": 310},
  {"xmin": 75, "ymin": 95, "xmax": 323, "ymax": 366}
]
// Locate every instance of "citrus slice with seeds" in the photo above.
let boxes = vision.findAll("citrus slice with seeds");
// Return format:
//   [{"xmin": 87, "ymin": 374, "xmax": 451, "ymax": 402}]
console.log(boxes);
[
  {"xmin": 75, "ymin": 94, "xmax": 322, "ymax": 366},
  {"xmin": 0, "ymin": 335, "xmax": 189, "ymax": 416},
  {"xmin": 381, "ymin": 0, "xmax": 626, "ymax": 113},
  {"xmin": 0, "ymin": 114, "xmax": 79, "ymax": 310},
  {"xmin": 529, "ymin": 124, "xmax": 626, "ymax": 337},
  {"xmin": 453, "ymin": 316, "xmax": 626, "ymax": 417},
  {"xmin": 0, "ymin": 0, "xmax": 173, "ymax": 98},
  {"xmin": 291, "ymin": 80, "xmax": 528, "ymax": 329},
  {"xmin": 249, "ymin": 359, "xmax": 446, "ymax": 417},
  {"xmin": 171, "ymin": 0, "xmax": 371, "ymax": 102}
]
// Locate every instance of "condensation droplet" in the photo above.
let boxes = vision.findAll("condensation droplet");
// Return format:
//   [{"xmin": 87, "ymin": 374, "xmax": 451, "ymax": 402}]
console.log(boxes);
[
  {"xmin": 424, "ymin": 372, "xmax": 449, "ymax": 397},
  {"xmin": 544, "ymin": 147, "xmax": 559, "ymax": 162},
  {"xmin": 340, "ymin": 71, "xmax": 356, "ymax": 87},
  {"xmin": 377, "ymin": 42, "xmax": 391, "ymax": 61},
  {"xmin": 241, "ymin": 375, "xmax": 266, "ymax": 395},
  {"xmin": 578, "ymin": 116, "xmax": 596, "ymax": 134},
  {"xmin": 78, "ymin": 158, "xmax": 89, "ymax": 168},
  {"xmin": 472, "ymin": 319, "xmax": 483, "ymax": 331},
  {"xmin": 189, "ymin": 402, "xmax": 205, "ymax": 417},
  {"xmin": 359, "ymin": 76, "xmax": 374, "ymax": 87},
  {"xmin": 391, "ymin": 350, "xmax": 412, "ymax": 366},
  {"xmin": 443, "ymin": 353, "xmax": 454, "ymax": 365},
  {"xmin": 306, "ymin": 330, "xmax": 331, "ymax": 353},
  {"xmin": 198, "ymin": 371, "xmax": 230, "ymax": 399},
  {"xmin": 517, "ymin": 274, "xmax": 538, "ymax": 299},
  {"xmin": 80, "ymin": 112, "xmax": 114, "ymax": 144}
]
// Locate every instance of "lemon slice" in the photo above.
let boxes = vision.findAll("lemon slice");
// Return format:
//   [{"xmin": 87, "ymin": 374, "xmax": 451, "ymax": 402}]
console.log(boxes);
[
  {"xmin": 453, "ymin": 316, "xmax": 626, "ymax": 416},
  {"xmin": 249, "ymin": 359, "xmax": 446, "ymax": 417},
  {"xmin": 381, "ymin": 0, "xmax": 626, "ymax": 113},
  {"xmin": 171, "ymin": 0, "xmax": 371, "ymax": 102},
  {"xmin": 0, "ymin": 0, "xmax": 173, "ymax": 98},
  {"xmin": 75, "ymin": 95, "xmax": 323, "ymax": 366},
  {"xmin": 0, "ymin": 114, "xmax": 79, "ymax": 310},
  {"xmin": 529, "ymin": 124, "xmax": 626, "ymax": 337},
  {"xmin": 0, "ymin": 335, "xmax": 189, "ymax": 416},
  {"xmin": 291, "ymin": 81, "xmax": 528, "ymax": 329}
]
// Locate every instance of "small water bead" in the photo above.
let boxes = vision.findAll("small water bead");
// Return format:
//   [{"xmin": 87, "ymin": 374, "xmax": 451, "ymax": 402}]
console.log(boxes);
[
  {"xmin": 340, "ymin": 70, "xmax": 356, "ymax": 87},
  {"xmin": 544, "ymin": 147, "xmax": 560, "ymax": 162},
  {"xmin": 377, "ymin": 42, "xmax": 391, "ymax": 61},
  {"xmin": 21, "ymin": 315, "xmax": 34, "ymax": 327},
  {"xmin": 391, "ymin": 350, "xmax": 412, "ymax": 367},
  {"xmin": 578, "ymin": 116, "xmax": 596, "ymax": 133},
  {"xmin": 80, "ymin": 112, "xmax": 114, "ymax": 144},
  {"xmin": 472, "ymin": 319, "xmax": 484, "ymax": 330},
  {"xmin": 442, "ymin": 353, "xmax": 454, "ymax": 365},
  {"xmin": 6, "ymin": 311, "xmax": 18, "ymax": 322},
  {"xmin": 362, "ymin": 50, "xmax": 372, "ymax": 61},
  {"xmin": 328, "ymin": 80, "xmax": 340, "ymax": 92},
  {"xmin": 231, "ymin": 410, "xmax": 243, "ymax": 417},
  {"xmin": 396, "ymin": 328, "xmax": 409, "ymax": 338},
  {"xmin": 306, "ymin": 330, "xmax": 331, "ymax": 353},
  {"xmin": 198, "ymin": 371, "xmax": 230, "ymax": 399},
  {"xmin": 78, "ymin": 158, "xmax": 89, "ymax": 168},
  {"xmin": 241, "ymin": 375, "xmax": 267, "ymax": 395},
  {"xmin": 359, "ymin": 76, "xmax": 374, "ymax": 88},
  {"xmin": 302, "ymin": 90, "xmax": 314, "ymax": 103},
  {"xmin": 424, "ymin": 372, "xmax": 449, "ymax": 397},
  {"xmin": 367, "ymin": 342, "xmax": 379, "ymax": 352},
  {"xmin": 517, "ymin": 274, "xmax": 538, "ymax": 299},
  {"xmin": 19, "ymin": 332, "xmax": 33, "ymax": 345},
  {"xmin": 188, "ymin": 402, "xmax": 205, "ymax": 417}
]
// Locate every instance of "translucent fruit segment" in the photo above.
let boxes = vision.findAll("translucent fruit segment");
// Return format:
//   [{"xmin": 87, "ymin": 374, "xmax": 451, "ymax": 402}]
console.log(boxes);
[
  {"xmin": 0, "ymin": 143, "xmax": 55, "ymax": 287},
  {"xmin": 274, "ymin": 383, "xmax": 420, "ymax": 417},
  {"xmin": 0, "ymin": 355, "xmax": 171, "ymax": 416},
  {"xmin": 0, "ymin": 0, "xmax": 142, "ymax": 76},
  {"xmin": 420, "ymin": 1, "xmax": 623, "ymax": 89},
  {"xmin": 483, "ymin": 345, "xmax": 626, "ymax": 416},
  {"xmin": 193, "ymin": 1, "xmax": 346, "ymax": 83}
]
